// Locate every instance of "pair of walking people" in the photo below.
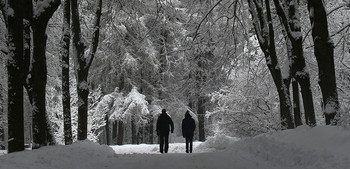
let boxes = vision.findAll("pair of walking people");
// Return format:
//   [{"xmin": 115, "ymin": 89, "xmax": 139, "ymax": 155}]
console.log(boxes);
[{"xmin": 156, "ymin": 109, "xmax": 196, "ymax": 153}]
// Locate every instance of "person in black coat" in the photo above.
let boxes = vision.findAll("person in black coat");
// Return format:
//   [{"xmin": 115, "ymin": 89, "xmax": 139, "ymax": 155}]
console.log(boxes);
[
  {"xmin": 182, "ymin": 110, "xmax": 196, "ymax": 153},
  {"xmin": 156, "ymin": 109, "xmax": 174, "ymax": 153}
]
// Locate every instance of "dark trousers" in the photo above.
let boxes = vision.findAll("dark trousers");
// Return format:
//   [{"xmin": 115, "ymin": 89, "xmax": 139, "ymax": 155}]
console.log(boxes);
[
  {"xmin": 159, "ymin": 134, "xmax": 169, "ymax": 153},
  {"xmin": 185, "ymin": 137, "xmax": 193, "ymax": 153}
]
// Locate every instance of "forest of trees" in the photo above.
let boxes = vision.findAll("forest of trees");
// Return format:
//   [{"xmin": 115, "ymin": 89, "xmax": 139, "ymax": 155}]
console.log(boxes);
[{"xmin": 0, "ymin": 0, "xmax": 349, "ymax": 153}]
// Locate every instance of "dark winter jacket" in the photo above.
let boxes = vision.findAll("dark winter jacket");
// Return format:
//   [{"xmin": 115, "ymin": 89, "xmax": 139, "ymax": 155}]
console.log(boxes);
[
  {"xmin": 156, "ymin": 112, "xmax": 174, "ymax": 136},
  {"xmin": 182, "ymin": 111, "xmax": 196, "ymax": 139}
]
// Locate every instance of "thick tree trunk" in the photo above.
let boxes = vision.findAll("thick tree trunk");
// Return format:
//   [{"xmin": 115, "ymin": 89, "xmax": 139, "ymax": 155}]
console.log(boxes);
[
  {"xmin": 76, "ymin": 73, "xmax": 89, "ymax": 140},
  {"xmin": 117, "ymin": 120, "xmax": 124, "ymax": 145},
  {"xmin": 6, "ymin": 0, "xmax": 24, "ymax": 153},
  {"xmin": 21, "ymin": 0, "xmax": 60, "ymax": 148},
  {"xmin": 60, "ymin": 0, "xmax": 73, "ymax": 145},
  {"xmin": 29, "ymin": 25, "xmax": 54, "ymax": 147},
  {"xmin": 307, "ymin": 0, "xmax": 339, "ymax": 125}
]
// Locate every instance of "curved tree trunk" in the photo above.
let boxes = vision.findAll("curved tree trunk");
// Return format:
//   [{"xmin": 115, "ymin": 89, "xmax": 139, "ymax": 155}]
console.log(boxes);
[{"xmin": 27, "ymin": 0, "xmax": 61, "ymax": 148}]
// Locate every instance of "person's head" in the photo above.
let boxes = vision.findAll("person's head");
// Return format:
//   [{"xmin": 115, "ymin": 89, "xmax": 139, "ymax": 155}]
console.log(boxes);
[
  {"xmin": 162, "ymin": 109, "xmax": 166, "ymax": 114},
  {"xmin": 185, "ymin": 110, "xmax": 191, "ymax": 118}
]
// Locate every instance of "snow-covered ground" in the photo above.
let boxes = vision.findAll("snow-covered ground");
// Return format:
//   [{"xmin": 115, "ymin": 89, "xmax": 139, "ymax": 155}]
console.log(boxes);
[{"xmin": 0, "ymin": 125, "xmax": 349, "ymax": 169}]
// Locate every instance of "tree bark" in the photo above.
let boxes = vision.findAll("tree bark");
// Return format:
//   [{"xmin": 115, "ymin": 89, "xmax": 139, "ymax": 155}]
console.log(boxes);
[
  {"xmin": 307, "ymin": 0, "xmax": 339, "ymax": 125},
  {"xmin": 25, "ymin": 0, "xmax": 61, "ymax": 148},
  {"xmin": 60, "ymin": 0, "xmax": 73, "ymax": 145},
  {"xmin": 6, "ymin": 0, "xmax": 25, "ymax": 153},
  {"xmin": 248, "ymin": 0, "xmax": 295, "ymax": 129},
  {"xmin": 273, "ymin": 0, "xmax": 316, "ymax": 126},
  {"xmin": 71, "ymin": 0, "xmax": 102, "ymax": 140}
]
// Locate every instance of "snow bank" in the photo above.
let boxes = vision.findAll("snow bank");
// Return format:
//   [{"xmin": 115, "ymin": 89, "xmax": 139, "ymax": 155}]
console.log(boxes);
[
  {"xmin": 0, "ymin": 126, "xmax": 349, "ymax": 169},
  {"xmin": 197, "ymin": 134, "xmax": 239, "ymax": 151},
  {"xmin": 0, "ymin": 141, "xmax": 115, "ymax": 169}
]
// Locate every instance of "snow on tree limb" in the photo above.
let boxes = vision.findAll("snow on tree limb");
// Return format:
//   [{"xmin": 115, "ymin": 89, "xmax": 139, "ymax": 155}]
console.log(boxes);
[{"xmin": 33, "ymin": 0, "xmax": 61, "ymax": 22}]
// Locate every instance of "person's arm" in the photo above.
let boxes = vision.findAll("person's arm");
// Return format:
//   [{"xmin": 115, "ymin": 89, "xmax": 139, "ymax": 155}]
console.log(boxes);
[
  {"xmin": 192, "ymin": 119, "xmax": 196, "ymax": 132},
  {"xmin": 170, "ymin": 117, "xmax": 174, "ymax": 133},
  {"xmin": 182, "ymin": 120, "xmax": 185, "ymax": 137},
  {"xmin": 156, "ymin": 116, "xmax": 160, "ymax": 135}
]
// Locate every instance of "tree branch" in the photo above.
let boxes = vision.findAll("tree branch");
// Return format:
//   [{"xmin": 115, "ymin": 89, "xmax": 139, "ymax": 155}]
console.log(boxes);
[
  {"xmin": 87, "ymin": 0, "xmax": 102, "ymax": 71},
  {"xmin": 303, "ymin": 2, "xmax": 349, "ymax": 43},
  {"xmin": 193, "ymin": 0, "xmax": 223, "ymax": 40},
  {"xmin": 328, "ymin": 3, "xmax": 349, "ymax": 15},
  {"xmin": 272, "ymin": 0, "xmax": 294, "ymax": 41},
  {"xmin": 330, "ymin": 23, "xmax": 350, "ymax": 38},
  {"xmin": 33, "ymin": 0, "xmax": 61, "ymax": 23},
  {"xmin": 1, "ymin": 47, "xmax": 8, "ymax": 55}
]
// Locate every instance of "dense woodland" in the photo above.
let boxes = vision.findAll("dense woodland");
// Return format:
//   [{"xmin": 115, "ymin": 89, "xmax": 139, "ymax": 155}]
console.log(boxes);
[{"xmin": 0, "ymin": 0, "xmax": 349, "ymax": 153}]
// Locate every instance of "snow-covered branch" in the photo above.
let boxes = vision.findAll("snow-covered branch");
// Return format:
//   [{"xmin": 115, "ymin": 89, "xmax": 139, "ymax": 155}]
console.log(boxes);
[
  {"xmin": 33, "ymin": 0, "xmax": 61, "ymax": 22},
  {"xmin": 193, "ymin": 0, "xmax": 223, "ymax": 40}
]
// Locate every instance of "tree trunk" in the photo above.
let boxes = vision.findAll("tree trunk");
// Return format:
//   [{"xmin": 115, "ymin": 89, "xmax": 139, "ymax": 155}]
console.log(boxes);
[
  {"xmin": 131, "ymin": 115, "xmax": 137, "ymax": 144},
  {"xmin": 307, "ymin": 0, "xmax": 339, "ymax": 125},
  {"xmin": 71, "ymin": 0, "xmax": 102, "ymax": 140},
  {"xmin": 273, "ymin": 0, "xmax": 316, "ymax": 126},
  {"xmin": 60, "ymin": 0, "xmax": 73, "ymax": 145},
  {"xmin": 20, "ymin": 0, "xmax": 60, "ymax": 148},
  {"xmin": 292, "ymin": 78, "xmax": 302, "ymax": 126},
  {"xmin": 6, "ymin": 0, "xmax": 24, "ymax": 153},
  {"xmin": 197, "ymin": 96, "xmax": 206, "ymax": 141},
  {"xmin": 112, "ymin": 121, "xmax": 117, "ymax": 144},
  {"xmin": 117, "ymin": 120, "xmax": 124, "ymax": 145},
  {"xmin": 149, "ymin": 117, "xmax": 153, "ymax": 144},
  {"xmin": 248, "ymin": 0, "xmax": 295, "ymax": 129},
  {"xmin": 29, "ymin": 24, "xmax": 54, "ymax": 148},
  {"xmin": 105, "ymin": 115, "xmax": 110, "ymax": 145}
]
